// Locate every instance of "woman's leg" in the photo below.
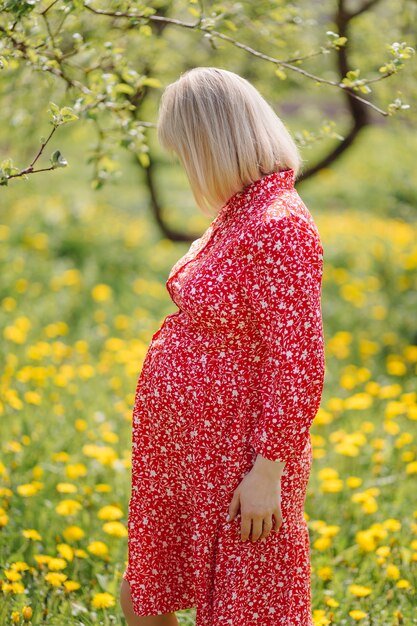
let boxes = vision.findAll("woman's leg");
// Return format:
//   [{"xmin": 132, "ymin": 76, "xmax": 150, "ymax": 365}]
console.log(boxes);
[{"xmin": 119, "ymin": 579, "xmax": 179, "ymax": 626}]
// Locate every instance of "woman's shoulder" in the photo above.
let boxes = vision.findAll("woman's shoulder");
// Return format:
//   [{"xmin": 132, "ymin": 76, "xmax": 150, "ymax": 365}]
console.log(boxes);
[{"xmin": 238, "ymin": 189, "xmax": 323, "ymax": 255}]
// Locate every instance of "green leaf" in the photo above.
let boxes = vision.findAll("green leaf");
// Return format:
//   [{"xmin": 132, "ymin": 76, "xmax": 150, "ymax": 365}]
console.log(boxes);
[
  {"xmin": 0, "ymin": 169, "xmax": 9, "ymax": 186},
  {"xmin": 49, "ymin": 102, "xmax": 60, "ymax": 116},
  {"xmin": 60, "ymin": 107, "xmax": 78, "ymax": 123},
  {"xmin": 141, "ymin": 77, "xmax": 161, "ymax": 89},
  {"xmin": 50, "ymin": 150, "xmax": 68, "ymax": 168},
  {"xmin": 274, "ymin": 68, "xmax": 287, "ymax": 80},
  {"xmin": 138, "ymin": 152, "xmax": 150, "ymax": 168}
]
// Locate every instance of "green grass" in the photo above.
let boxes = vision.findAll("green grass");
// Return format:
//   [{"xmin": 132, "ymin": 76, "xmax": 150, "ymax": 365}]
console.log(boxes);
[{"xmin": 1, "ymin": 121, "xmax": 417, "ymax": 625}]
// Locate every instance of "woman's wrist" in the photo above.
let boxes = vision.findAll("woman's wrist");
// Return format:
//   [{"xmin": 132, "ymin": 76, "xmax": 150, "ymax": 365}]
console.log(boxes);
[{"xmin": 252, "ymin": 453, "xmax": 285, "ymax": 479}]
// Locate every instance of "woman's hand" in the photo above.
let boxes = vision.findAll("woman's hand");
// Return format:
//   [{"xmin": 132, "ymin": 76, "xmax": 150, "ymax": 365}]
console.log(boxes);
[{"xmin": 227, "ymin": 454, "xmax": 285, "ymax": 542}]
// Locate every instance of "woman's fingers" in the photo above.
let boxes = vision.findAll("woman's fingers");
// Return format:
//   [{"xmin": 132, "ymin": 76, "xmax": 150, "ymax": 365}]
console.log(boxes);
[
  {"xmin": 273, "ymin": 508, "xmax": 283, "ymax": 531},
  {"xmin": 227, "ymin": 489, "xmax": 241, "ymax": 521},
  {"xmin": 258, "ymin": 516, "xmax": 273, "ymax": 540},
  {"xmin": 240, "ymin": 513, "xmax": 278, "ymax": 542},
  {"xmin": 250, "ymin": 516, "xmax": 264, "ymax": 542},
  {"xmin": 240, "ymin": 512, "xmax": 252, "ymax": 541}
]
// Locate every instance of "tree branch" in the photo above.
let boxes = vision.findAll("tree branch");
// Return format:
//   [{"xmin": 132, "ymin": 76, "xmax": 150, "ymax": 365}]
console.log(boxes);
[
  {"xmin": 82, "ymin": 1, "xmax": 390, "ymax": 116},
  {"xmin": 299, "ymin": 0, "xmax": 374, "ymax": 182},
  {"xmin": 3, "ymin": 125, "xmax": 59, "ymax": 182},
  {"xmin": 348, "ymin": 0, "xmax": 382, "ymax": 19}
]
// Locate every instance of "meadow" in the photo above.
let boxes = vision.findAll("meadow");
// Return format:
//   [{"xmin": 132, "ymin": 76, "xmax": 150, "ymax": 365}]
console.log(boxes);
[{"xmin": 1, "ymin": 119, "xmax": 417, "ymax": 625}]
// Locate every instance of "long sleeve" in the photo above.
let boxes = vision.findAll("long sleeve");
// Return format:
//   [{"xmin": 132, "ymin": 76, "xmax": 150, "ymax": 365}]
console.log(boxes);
[{"xmin": 240, "ymin": 214, "xmax": 325, "ymax": 464}]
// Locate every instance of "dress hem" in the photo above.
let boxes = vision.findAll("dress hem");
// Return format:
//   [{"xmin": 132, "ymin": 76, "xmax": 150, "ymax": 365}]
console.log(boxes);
[{"xmin": 123, "ymin": 570, "xmax": 195, "ymax": 616}]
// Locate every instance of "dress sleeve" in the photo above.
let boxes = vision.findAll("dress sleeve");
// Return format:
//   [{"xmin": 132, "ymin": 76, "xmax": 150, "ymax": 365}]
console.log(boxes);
[{"xmin": 240, "ymin": 215, "xmax": 325, "ymax": 464}]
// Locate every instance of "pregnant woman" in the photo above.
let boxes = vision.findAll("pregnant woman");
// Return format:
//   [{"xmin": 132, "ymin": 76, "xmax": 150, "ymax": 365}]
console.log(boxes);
[{"xmin": 120, "ymin": 67, "xmax": 326, "ymax": 626}]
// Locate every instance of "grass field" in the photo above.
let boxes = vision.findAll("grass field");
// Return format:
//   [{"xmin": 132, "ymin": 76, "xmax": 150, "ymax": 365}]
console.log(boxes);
[{"xmin": 1, "ymin": 121, "xmax": 417, "ymax": 625}]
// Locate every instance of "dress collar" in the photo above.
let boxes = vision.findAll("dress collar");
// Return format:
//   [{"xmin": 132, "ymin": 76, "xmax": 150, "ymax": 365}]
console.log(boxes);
[{"xmin": 215, "ymin": 168, "xmax": 295, "ymax": 222}]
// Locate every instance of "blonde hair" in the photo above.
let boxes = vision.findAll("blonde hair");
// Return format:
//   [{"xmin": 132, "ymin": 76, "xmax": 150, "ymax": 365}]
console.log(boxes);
[{"xmin": 157, "ymin": 66, "xmax": 302, "ymax": 217}]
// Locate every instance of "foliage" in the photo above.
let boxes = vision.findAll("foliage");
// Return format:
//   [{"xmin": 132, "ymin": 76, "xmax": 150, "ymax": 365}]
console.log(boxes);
[
  {"xmin": 0, "ymin": 0, "xmax": 415, "ymax": 189},
  {"xmin": 0, "ymin": 102, "xmax": 77, "ymax": 185}
]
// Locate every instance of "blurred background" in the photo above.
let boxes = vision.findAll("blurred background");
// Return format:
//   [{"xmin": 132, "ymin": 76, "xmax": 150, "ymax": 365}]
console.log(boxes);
[{"xmin": 1, "ymin": 0, "xmax": 417, "ymax": 624}]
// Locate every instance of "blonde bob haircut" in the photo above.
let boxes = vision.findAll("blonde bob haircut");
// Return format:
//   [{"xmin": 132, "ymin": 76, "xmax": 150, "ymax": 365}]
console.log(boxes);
[{"xmin": 157, "ymin": 66, "xmax": 302, "ymax": 217}]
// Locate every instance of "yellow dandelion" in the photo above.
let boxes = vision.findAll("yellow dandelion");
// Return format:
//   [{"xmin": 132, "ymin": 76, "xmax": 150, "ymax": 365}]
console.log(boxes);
[
  {"xmin": 317, "ymin": 468, "xmax": 339, "ymax": 481},
  {"xmin": 379, "ymin": 384, "xmax": 402, "ymax": 399},
  {"xmin": 0, "ymin": 509, "xmax": 9, "ymax": 527},
  {"xmin": 407, "ymin": 404, "xmax": 417, "ymax": 420},
  {"xmin": 316, "ymin": 566, "xmax": 333, "ymax": 581},
  {"xmin": 346, "ymin": 476, "xmax": 362, "ymax": 488},
  {"xmin": 320, "ymin": 479, "xmax": 344, "ymax": 493},
  {"xmin": 74, "ymin": 548, "xmax": 88, "ymax": 558},
  {"xmin": 91, "ymin": 592, "xmax": 116, "ymax": 609},
  {"xmin": 51, "ymin": 451, "xmax": 70, "ymax": 462},
  {"xmin": 22, "ymin": 606, "xmax": 33, "ymax": 620},
  {"xmin": 312, "ymin": 608, "xmax": 331, "ymax": 625},
  {"xmin": 314, "ymin": 408, "xmax": 333, "ymax": 425},
  {"xmin": 24, "ymin": 390, "xmax": 42, "ymax": 405},
  {"xmin": 2, "ymin": 296, "xmax": 16, "ymax": 311},
  {"xmin": 56, "ymin": 483, "xmax": 78, "ymax": 494},
  {"xmin": 103, "ymin": 521, "xmax": 128, "ymax": 537},
  {"xmin": 47, "ymin": 558, "xmax": 67, "ymax": 571},
  {"xmin": 102, "ymin": 431, "xmax": 119, "ymax": 443},
  {"xmin": 386, "ymin": 564, "xmax": 400, "ymax": 580},
  {"xmin": 55, "ymin": 499, "xmax": 82, "ymax": 516},
  {"xmin": 57, "ymin": 544, "xmax": 74, "ymax": 562},
  {"xmin": 63, "ymin": 525, "xmax": 85, "ymax": 542},
  {"xmin": 326, "ymin": 396, "xmax": 345, "ymax": 411},
  {"xmin": 115, "ymin": 314, "xmax": 129, "ymax": 329},
  {"xmin": 17, "ymin": 483, "xmax": 40, "ymax": 497},
  {"xmin": 349, "ymin": 610, "xmax": 368, "ymax": 620},
  {"xmin": 22, "ymin": 529, "xmax": 42, "ymax": 541},
  {"xmin": 348, "ymin": 584, "xmax": 372, "ymax": 597},
  {"xmin": 63, "ymin": 580, "xmax": 81, "ymax": 592},
  {"xmin": 44, "ymin": 572, "xmax": 68, "ymax": 587},
  {"xmin": 406, "ymin": 461, "xmax": 417, "ymax": 475},
  {"xmin": 3, "ymin": 581, "xmax": 25, "ymax": 595},
  {"xmin": 65, "ymin": 463, "xmax": 87, "ymax": 480},
  {"xmin": 385, "ymin": 401, "xmax": 407, "ymax": 419},
  {"xmin": 0, "ymin": 462, "xmax": 10, "ymax": 479},
  {"xmin": 344, "ymin": 393, "xmax": 373, "ymax": 410},
  {"xmin": 317, "ymin": 525, "xmax": 340, "ymax": 538},
  {"xmin": 34, "ymin": 555, "xmax": 52, "ymax": 566},
  {"xmin": 5, "ymin": 569, "xmax": 22, "ymax": 581},
  {"xmin": 382, "ymin": 519, "xmax": 401, "ymax": 532},
  {"xmin": 78, "ymin": 364, "xmax": 95, "ymax": 379},
  {"xmin": 82, "ymin": 444, "xmax": 117, "ymax": 466},
  {"xmin": 361, "ymin": 497, "xmax": 378, "ymax": 514},
  {"xmin": 75, "ymin": 339, "xmax": 89, "ymax": 353},
  {"xmin": 32, "ymin": 465, "xmax": 43, "ymax": 479},
  {"xmin": 384, "ymin": 420, "xmax": 400, "ymax": 435},
  {"xmin": 313, "ymin": 536, "xmax": 331, "ymax": 551},
  {"xmin": 10, "ymin": 561, "xmax": 30, "ymax": 572},
  {"xmin": 91, "ymin": 284, "xmax": 112, "ymax": 302},
  {"xmin": 387, "ymin": 358, "xmax": 408, "ymax": 376},
  {"xmin": 97, "ymin": 505, "xmax": 124, "ymax": 521},
  {"xmin": 87, "ymin": 541, "xmax": 109, "ymax": 558},
  {"xmin": 95, "ymin": 483, "xmax": 112, "ymax": 493}
]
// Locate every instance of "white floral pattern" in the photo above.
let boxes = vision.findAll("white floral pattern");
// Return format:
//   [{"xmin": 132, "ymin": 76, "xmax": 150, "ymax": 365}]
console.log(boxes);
[{"xmin": 123, "ymin": 169, "xmax": 326, "ymax": 625}]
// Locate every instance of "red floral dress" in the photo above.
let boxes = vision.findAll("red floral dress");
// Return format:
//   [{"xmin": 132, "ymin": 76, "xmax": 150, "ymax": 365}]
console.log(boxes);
[{"xmin": 123, "ymin": 168, "xmax": 325, "ymax": 626}]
